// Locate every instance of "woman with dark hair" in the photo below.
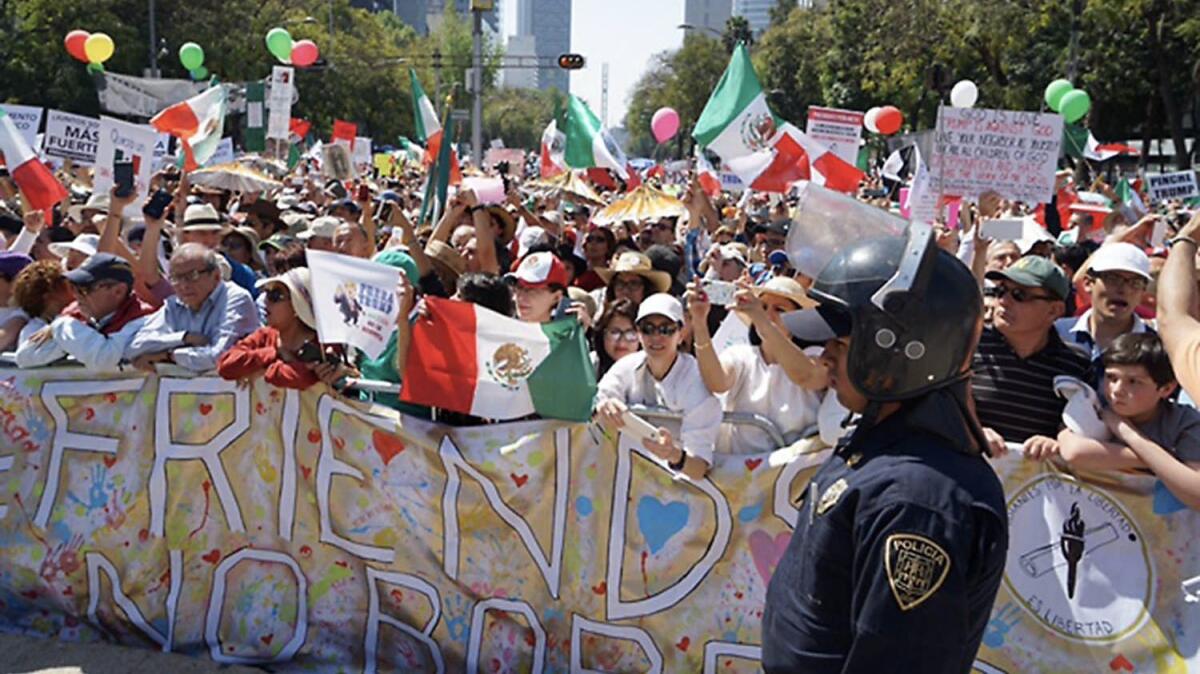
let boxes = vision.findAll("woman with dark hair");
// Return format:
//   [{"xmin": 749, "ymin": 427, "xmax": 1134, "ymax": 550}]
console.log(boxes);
[
  {"xmin": 591, "ymin": 298, "xmax": 640, "ymax": 378},
  {"xmin": 592, "ymin": 251, "xmax": 672, "ymax": 316},
  {"xmin": 575, "ymin": 226, "xmax": 615, "ymax": 292}
]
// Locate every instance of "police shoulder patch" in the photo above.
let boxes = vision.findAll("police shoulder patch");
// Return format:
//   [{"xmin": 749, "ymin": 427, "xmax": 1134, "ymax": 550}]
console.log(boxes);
[{"xmin": 884, "ymin": 533, "xmax": 951, "ymax": 611}]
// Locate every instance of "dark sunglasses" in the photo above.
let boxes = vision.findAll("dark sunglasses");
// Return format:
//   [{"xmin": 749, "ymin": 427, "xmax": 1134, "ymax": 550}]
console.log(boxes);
[
  {"xmin": 265, "ymin": 288, "xmax": 289, "ymax": 304},
  {"xmin": 637, "ymin": 322, "xmax": 679, "ymax": 337},
  {"xmin": 985, "ymin": 285, "xmax": 1057, "ymax": 303}
]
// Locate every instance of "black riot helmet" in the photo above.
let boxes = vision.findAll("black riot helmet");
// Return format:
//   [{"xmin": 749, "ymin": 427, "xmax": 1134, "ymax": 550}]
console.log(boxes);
[{"xmin": 784, "ymin": 222, "xmax": 983, "ymax": 402}]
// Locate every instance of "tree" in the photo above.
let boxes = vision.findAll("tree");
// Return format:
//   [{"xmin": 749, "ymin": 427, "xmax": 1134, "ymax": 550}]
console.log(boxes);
[
  {"xmin": 768, "ymin": 0, "xmax": 797, "ymax": 28},
  {"xmin": 482, "ymin": 87, "xmax": 566, "ymax": 150},
  {"xmin": 623, "ymin": 34, "xmax": 727, "ymax": 157},
  {"xmin": 722, "ymin": 16, "xmax": 754, "ymax": 54}
]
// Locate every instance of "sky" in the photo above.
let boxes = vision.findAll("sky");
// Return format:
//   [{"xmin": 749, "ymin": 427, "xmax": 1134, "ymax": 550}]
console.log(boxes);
[{"xmin": 502, "ymin": 0, "xmax": 687, "ymax": 128}]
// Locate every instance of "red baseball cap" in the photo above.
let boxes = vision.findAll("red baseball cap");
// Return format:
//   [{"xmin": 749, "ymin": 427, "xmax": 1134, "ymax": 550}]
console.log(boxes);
[{"xmin": 505, "ymin": 251, "xmax": 569, "ymax": 288}]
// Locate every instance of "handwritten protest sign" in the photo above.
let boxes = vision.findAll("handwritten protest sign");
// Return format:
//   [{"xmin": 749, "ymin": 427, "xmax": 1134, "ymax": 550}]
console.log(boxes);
[
  {"xmin": 0, "ymin": 368, "xmax": 1196, "ymax": 672},
  {"xmin": 308, "ymin": 250, "xmax": 400, "ymax": 359},
  {"xmin": 1146, "ymin": 170, "xmax": 1198, "ymax": 202},
  {"xmin": 43, "ymin": 110, "xmax": 101, "ymax": 164},
  {"xmin": 931, "ymin": 107, "xmax": 1063, "ymax": 204},
  {"xmin": 805, "ymin": 106, "xmax": 864, "ymax": 166},
  {"xmin": 94, "ymin": 117, "xmax": 156, "ymax": 215}
]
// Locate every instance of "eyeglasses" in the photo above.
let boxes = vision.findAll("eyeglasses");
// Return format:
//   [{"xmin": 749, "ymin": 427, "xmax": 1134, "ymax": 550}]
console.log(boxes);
[
  {"xmin": 984, "ymin": 285, "xmax": 1057, "ymax": 303},
  {"xmin": 637, "ymin": 322, "xmax": 679, "ymax": 337},
  {"xmin": 75, "ymin": 280, "xmax": 120, "ymax": 296},
  {"xmin": 265, "ymin": 288, "xmax": 289, "ymax": 304},
  {"xmin": 168, "ymin": 265, "xmax": 215, "ymax": 285},
  {"xmin": 1089, "ymin": 271, "xmax": 1148, "ymax": 290},
  {"xmin": 605, "ymin": 328, "xmax": 638, "ymax": 342}
]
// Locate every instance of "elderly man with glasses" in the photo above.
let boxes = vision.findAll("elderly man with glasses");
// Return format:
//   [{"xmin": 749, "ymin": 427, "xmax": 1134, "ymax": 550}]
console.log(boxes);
[
  {"xmin": 972, "ymin": 255, "xmax": 1091, "ymax": 458},
  {"xmin": 127, "ymin": 243, "xmax": 261, "ymax": 372},
  {"xmin": 16, "ymin": 253, "xmax": 156, "ymax": 370}
]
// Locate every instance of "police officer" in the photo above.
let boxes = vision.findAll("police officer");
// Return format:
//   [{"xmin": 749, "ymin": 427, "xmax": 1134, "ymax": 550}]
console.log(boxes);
[{"xmin": 763, "ymin": 222, "xmax": 1008, "ymax": 673}]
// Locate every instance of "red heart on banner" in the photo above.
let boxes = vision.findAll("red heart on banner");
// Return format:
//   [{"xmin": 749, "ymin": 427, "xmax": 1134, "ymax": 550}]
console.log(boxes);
[
  {"xmin": 591, "ymin": 581, "xmax": 607, "ymax": 595},
  {"xmin": 332, "ymin": 437, "xmax": 345, "ymax": 450},
  {"xmin": 84, "ymin": 407, "xmax": 95, "ymax": 421},
  {"xmin": 675, "ymin": 636, "xmax": 690, "ymax": 652},
  {"xmin": 744, "ymin": 458, "xmax": 763, "ymax": 471},
  {"xmin": 372, "ymin": 430, "xmax": 406, "ymax": 465},
  {"xmin": 199, "ymin": 403, "xmax": 213, "ymax": 416},
  {"xmin": 201, "ymin": 549, "xmax": 221, "ymax": 565},
  {"xmin": 307, "ymin": 429, "xmax": 321, "ymax": 444},
  {"xmin": 510, "ymin": 473, "xmax": 529, "ymax": 488},
  {"xmin": 104, "ymin": 393, "xmax": 117, "ymax": 404},
  {"xmin": 102, "ymin": 455, "xmax": 117, "ymax": 468},
  {"xmin": 300, "ymin": 465, "xmax": 312, "ymax": 480},
  {"xmin": 390, "ymin": 589, "xmax": 404, "ymax": 604},
  {"xmin": 261, "ymin": 634, "xmax": 274, "ymax": 646},
  {"xmin": 1109, "ymin": 655, "xmax": 1134, "ymax": 672}
]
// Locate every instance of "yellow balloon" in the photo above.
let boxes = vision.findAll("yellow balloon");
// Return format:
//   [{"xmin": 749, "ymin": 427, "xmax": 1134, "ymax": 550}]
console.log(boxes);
[{"xmin": 84, "ymin": 33, "xmax": 115, "ymax": 64}]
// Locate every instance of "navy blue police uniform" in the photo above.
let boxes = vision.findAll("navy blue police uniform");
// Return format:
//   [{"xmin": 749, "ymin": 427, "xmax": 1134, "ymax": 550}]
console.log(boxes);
[{"xmin": 762, "ymin": 404, "xmax": 1008, "ymax": 673}]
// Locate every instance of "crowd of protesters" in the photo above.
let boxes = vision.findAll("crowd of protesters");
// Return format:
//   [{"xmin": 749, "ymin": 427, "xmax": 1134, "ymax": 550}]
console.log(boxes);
[{"xmin": 0, "ymin": 156, "xmax": 1198, "ymax": 499}]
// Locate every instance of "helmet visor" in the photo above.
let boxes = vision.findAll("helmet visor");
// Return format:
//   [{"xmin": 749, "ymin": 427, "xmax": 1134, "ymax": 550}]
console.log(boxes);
[{"xmin": 785, "ymin": 181, "xmax": 907, "ymax": 279}]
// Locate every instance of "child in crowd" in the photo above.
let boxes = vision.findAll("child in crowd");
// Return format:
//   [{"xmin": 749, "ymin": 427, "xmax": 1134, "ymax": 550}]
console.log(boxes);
[{"xmin": 1057, "ymin": 333, "xmax": 1200, "ymax": 509}]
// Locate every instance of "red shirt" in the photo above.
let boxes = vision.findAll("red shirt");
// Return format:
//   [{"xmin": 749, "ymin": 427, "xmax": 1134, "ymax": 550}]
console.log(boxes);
[
  {"xmin": 62, "ymin": 293, "xmax": 156, "ymax": 334},
  {"xmin": 217, "ymin": 327, "xmax": 320, "ymax": 390},
  {"xmin": 573, "ymin": 268, "xmax": 606, "ymax": 292}
]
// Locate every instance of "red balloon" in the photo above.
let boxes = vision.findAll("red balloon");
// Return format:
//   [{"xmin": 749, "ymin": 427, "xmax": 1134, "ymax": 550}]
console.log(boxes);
[
  {"xmin": 64, "ymin": 30, "xmax": 90, "ymax": 63},
  {"xmin": 876, "ymin": 105, "xmax": 903, "ymax": 135},
  {"xmin": 291, "ymin": 40, "xmax": 319, "ymax": 68}
]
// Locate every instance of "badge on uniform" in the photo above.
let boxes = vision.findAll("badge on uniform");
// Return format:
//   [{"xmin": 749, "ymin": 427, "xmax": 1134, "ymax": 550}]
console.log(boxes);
[
  {"xmin": 816, "ymin": 478, "xmax": 848, "ymax": 516},
  {"xmin": 884, "ymin": 533, "xmax": 951, "ymax": 611}
]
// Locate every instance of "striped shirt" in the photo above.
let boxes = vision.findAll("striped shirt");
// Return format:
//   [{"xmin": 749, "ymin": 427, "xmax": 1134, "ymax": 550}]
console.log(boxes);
[{"xmin": 972, "ymin": 326, "xmax": 1091, "ymax": 443}]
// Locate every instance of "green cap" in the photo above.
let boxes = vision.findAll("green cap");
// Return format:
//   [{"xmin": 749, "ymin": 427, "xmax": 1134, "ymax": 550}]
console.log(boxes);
[
  {"xmin": 985, "ymin": 255, "xmax": 1069, "ymax": 300},
  {"xmin": 372, "ymin": 249, "xmax": 419, "ymax": 285}
]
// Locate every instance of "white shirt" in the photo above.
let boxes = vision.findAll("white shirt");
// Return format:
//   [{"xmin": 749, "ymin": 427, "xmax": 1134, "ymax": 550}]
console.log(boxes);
[
  {"xmin": 717, "ymin": 344, "xmax": 822, "ymax": 454},
  {"xmin": 16, "ymin": 313, "xmax": 149, "ymax": 371},
  {"xmin": 596, "ymin": 351, "xmax": 722, "ymax": 465}
]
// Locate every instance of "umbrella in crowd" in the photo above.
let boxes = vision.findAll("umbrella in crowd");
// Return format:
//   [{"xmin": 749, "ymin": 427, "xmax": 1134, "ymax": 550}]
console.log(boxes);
[
  {"xmin": 524, "ymin": 170, "xmax": 604, "ymax": 207},
  {"xmin": 592, "ymin": 183, "xmax": 686, "ymax": 225},
  {"xmin": 236, "ymin": 154, "xmax": 289, "ymax": 179},
  {"xmin": 189, "ymin": 162, "xmax": 282, "ymax": 193}
]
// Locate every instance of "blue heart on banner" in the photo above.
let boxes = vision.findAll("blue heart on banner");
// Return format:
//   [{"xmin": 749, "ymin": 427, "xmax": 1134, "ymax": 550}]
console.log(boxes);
[
  {"xmin": 636, "ymin": 496, "xmax": 690, "ymax": 554},
  {"xmin": 1153, "ymin": 480, "xmax": 1187, "ymax": 515}
]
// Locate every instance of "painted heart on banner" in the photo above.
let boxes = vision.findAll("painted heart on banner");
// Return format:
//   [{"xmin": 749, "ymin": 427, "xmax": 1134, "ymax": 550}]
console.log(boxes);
[
  {"xmin": 371, "ymin": 430, "xmax": 406, "ymax": 465},
  {"xmin": 748, "ymin": 529, "xmax": 791, "ymax": 586},
  {"xmin": 636, "ymin": 496, "xmax": 689, "ymax": 555}
]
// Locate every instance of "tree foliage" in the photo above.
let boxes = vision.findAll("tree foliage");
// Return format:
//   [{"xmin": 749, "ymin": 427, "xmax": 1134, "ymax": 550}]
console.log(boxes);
[
  {"xmin": 482, "ymin": 87, "xmax": 567, "ymax": 150},
  {"xmin": 623, "ymin": 34, "xmax": 727, "ymax": 158}
]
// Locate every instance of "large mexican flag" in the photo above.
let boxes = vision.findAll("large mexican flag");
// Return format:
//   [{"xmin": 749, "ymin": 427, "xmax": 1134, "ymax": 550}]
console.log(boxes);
[
  {"xmin": 692, "ymin": 44, "xmax": 864, "ymax": 193},
  {"xmin": 564, "ymin": 94, "xmax": 629, "ymax": 180},
  {"xmin": 400, "ymin": 297, "xmax": 597, "ymax": 422}
]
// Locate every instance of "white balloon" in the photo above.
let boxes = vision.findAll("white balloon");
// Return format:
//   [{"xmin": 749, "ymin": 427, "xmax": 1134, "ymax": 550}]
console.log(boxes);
[
  {"xmin": 950, "ymin": 80, "xmax": 978, "ymax": 108},
  {"xmin": 864, "ymin": 106, "xmax": 882, "ymax": 133}
]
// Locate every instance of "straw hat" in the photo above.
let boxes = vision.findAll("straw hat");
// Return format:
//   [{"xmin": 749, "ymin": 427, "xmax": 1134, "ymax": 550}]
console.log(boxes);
[
  {"xmin": 752, "ymin": 276, "xmax": 818, "ymax": 309},
  {"xmin": 594, "ymin": 251, "xmax": 672, "ymax": 294},
  {"xmin": 257, "ymin": 267, "xmax": 316, "ymax": 329},
  {"xmin": 426, "ymin": 240, "xmax": 466, "ymax": 280}
]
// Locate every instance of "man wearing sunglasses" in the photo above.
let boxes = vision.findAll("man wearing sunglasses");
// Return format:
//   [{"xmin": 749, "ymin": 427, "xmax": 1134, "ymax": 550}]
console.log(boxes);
[
  {"xmin": 973, "ymin": 255, "xmax": 1091, "ymax": 457},
  {"xmin": 16, "ymin": 253, "xmax": 156, "ymax": 370},
  {"xmin": 127, "ymin": 244, "xmax": 261, "ymax": 373},
  {"xmin": 594, "ymin": 293, "xmax": 721, "ymax": 480}
]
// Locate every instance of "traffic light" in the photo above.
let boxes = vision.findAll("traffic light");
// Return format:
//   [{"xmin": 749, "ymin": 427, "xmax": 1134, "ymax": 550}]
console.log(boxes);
[{"xmin": 557, "ymin": 53, "xmax": 585, "ymax": 70}]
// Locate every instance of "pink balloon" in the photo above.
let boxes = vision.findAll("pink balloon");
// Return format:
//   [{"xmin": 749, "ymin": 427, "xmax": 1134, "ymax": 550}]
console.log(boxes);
[
  {"xmin": 651, "ymin": 107, "xmax": 680, "ymax": 144},
  {"xmin": 291, "ymin": 40, "xmax": 319, "ymax": 68}
]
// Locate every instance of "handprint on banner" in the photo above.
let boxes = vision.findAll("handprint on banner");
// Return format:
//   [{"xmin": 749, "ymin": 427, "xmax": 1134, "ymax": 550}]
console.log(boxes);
[{"xmin": 982, "ymin": 602, "xmax": 1021, "ymax": 649}]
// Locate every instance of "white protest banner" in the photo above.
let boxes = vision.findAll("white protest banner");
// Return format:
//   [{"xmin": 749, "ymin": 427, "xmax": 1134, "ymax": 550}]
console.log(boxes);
[
  {"xmin": 1, "ymin": 105, "xmax": 43, "ymax": 150},
  {"xmin": 94, "ymin": 117, "xmax": 157, "ymax": 215},
  {"xmin": 352, "ymin": 136, "xmax": 372, "ymax": 168},
  {"xmin": 96, "ymin": 72, "xmax": 207, "ymax": 117},
  {"xmin": 267, "ymin": 66, "xmax": 295, "ymax": 140},
  {"xmin": 42, "ymin": 110, "xmax": 101, "ymax": 164},
  {"xmin": 806, "ymin": 106, "xmax": 864, "ymax": 166},
  {"xmin": 204, "ymin": 137, "xmax": 235, "ymax": 167},
  {"xmin": 1146, "ymin": 170, "xmax": 1198, "ymax": 202},
  {"xmin": 931, "ymin": 107, "xmax": 1063, "ymax": 204},
  {"xmin": 307, "ymin": 250, "xmax": 400, "ymax": 359}
]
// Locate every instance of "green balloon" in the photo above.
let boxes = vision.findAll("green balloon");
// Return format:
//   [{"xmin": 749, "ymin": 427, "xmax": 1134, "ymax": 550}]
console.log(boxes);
[
  {"xmin": 190, "ymin": 66, "xmax": 209, "ymax": 80},
  {"xmin": 179, "ymin": 42, "xmax": 204, "ymax": 71},
  {"xmin": 265, "ymin": 27, "xmax": 293, "ymax": 62},
  {"xmin": 1044, "ymin": 79, "xmax": 1073, "ymax": 112},
  {"xmin": 86, "ymin": 62, "xmax": 104, "ymax": 74},
  {"xmin": 1059, "ymin": 89, "xmax": 1091, "ymax": 123}
]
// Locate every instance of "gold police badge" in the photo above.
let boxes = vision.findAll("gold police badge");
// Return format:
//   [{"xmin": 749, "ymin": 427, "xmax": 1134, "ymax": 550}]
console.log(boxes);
[
  {"xmin": 816, "ymin": 478, "xmax": 848, "ymax": 516},
  {"xmin": 884, "ymin": 533, "xmax": 951, "ymax": 611}
]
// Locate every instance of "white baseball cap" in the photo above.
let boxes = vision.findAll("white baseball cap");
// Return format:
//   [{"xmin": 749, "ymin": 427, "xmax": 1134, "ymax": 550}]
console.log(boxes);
[
  {"xmin": 636, "ymin": 293, "xmax": 684, "ymax": 324},
  {"xmin": 297, "ymin": 216, "xmax": 341, "ymax": 241},
  {"xmin": 1087, "ymin": 242, "xmax": 1152, "ymax": 281}
]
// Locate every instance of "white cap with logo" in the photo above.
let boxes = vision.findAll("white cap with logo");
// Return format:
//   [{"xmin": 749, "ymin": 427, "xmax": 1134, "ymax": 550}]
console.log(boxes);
[{"xmin": 636, "ymin": 293, "xmax": 684, "ymax": 324}]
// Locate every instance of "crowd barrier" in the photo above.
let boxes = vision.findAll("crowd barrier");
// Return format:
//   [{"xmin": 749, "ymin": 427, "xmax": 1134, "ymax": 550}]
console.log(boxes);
[{"xmin": 0, "ymin": 368, "xmax": 1197, "ymax": 672}]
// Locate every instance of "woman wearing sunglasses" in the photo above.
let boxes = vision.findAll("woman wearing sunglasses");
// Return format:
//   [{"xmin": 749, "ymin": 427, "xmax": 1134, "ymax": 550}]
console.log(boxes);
[
  {"xmin": 217, "ymin": 268, "xmax": 321, "ymax": 389},
  {"xmin": 594, "ymin": 293, "xmax": 721, "ymax": 480},
  {"xmin": 591, "ymin": 298, "xmax": 640, "ymax": 378}
]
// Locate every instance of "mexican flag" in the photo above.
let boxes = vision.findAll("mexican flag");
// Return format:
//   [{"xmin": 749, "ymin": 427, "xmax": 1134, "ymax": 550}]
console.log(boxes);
[
  {"xmin": 150, "ymin": 85, "xmax": 226, "ymax": 171},
  {"xmin": 0, "ymin": 106, "xmax": 67, "ymax": 210},
  {"xmin": 540, "ymin": 118, "xmax": 566, "ymax": 178},
  {"xmin": 400, "ymin": 297, "xmax": 597, "ymax": 422},
  {"xmin": 692, "ymin": 44, "xmax": 864, "ymax": 194},
  {"xmin": 410, "ymin": 69, "xmax": 461, "ymax": 184},
  {"xmin": 695, "ymin": 147, "xmax": 722, "ymax": 197},
  {"xmin": 1063, "ymin": 124, "xmax": 1139, "ymax": 162},
  {"xmin": 564, "ymin": 94, "xmax": 629, "ymax": 180}
]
